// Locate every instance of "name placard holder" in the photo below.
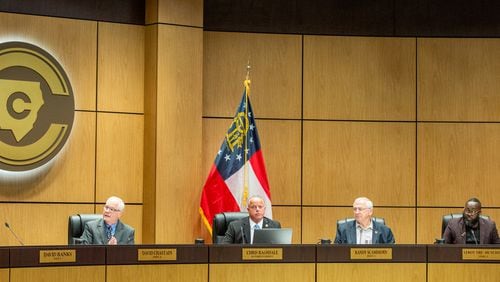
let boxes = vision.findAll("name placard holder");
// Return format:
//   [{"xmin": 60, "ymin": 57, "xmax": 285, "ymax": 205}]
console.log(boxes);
[
  {"xmin": 350, "ymin": 248, "xmax": 392, "ymax": 260},
  {"xmin": 242, "ymin": 248, "xmax": 283, "ymax": 260},
  {"xmin": 462, "ymin": 248, "xmax": 500, "ymax": 260},
  {"xmin": 138, "ymin": 248, "xmax": 177, "ymax": 261},
  {"xmin": 39, "ymin": 249, "xmax": 76, "ymax": 263}
]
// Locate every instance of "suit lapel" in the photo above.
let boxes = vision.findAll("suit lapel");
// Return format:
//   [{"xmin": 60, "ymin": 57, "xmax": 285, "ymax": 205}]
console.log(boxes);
[
  {"xmin": 242, "ymin": 218, "xmax": 251, "ymax": 244},
  {"xmin": 263, "ymin": 218, "xmax": 270, "ymax": 228},
  {"xmin": 347, "ymin": 221, "xmax": 357, "ymax": 244},
  {"xmin": 479, "ymin": 218, "xmax": 487, "ymax": 244},
  {"xmin": 97, "ymin": 219, "xmax": 108, "ymax": 244},
  {"xmin": 372, "ymin": 221, "xmax": 379, "ymax": 243},
  {"xmin": 114, "ymin": 221, "xmax": 124, "ymax": 243}
]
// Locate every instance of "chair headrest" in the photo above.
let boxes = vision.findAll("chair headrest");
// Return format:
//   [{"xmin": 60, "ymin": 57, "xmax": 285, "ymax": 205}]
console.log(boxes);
[
  {"xmin": 68, "ymin": 214, "xmax": 102, "ymax": 243},
  {"xmin": 336, "ymin": 217, "xmax": 385, "ymax": 226},
  {"xmin": 212, "ymin": 212, "xmax": 248, "ymax": 243},
  {"xmin": 441, "ymin": 213, "xmax": 490, "ymax": 236}
]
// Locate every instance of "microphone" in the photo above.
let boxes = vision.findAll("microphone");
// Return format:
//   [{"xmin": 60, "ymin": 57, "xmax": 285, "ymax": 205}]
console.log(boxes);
[
  {"xmin": 471, "ymin": 229, "xmax": 479, "ymax": 245},
  {"xmin": 4, "ymin": 222, "xmax": 24, "ymax": 246},
  {"xmin": 240, "ymin": 226, "xmax": 247, "ymax": 244}
]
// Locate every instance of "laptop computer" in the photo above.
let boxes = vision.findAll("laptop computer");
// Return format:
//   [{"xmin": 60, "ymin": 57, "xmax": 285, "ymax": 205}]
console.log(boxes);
[{"xmin": 253, "ymin": 228, "xmax": 293, "ymax": 244}]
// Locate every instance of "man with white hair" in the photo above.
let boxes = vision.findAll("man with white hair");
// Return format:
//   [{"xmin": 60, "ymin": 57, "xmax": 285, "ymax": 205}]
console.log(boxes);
[
  {"xmin": 334, "ymin": 197, "xmax": 395, "ymax": 244},
  {"xmin": 80, "ymin": 196, "xmax": 135, "ymax": 245}
]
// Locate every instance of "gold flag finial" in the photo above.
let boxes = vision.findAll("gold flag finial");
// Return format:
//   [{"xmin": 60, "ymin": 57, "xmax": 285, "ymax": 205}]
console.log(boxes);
[{"xmin": 244, "ymin": 61, "xmax": 251, "ymax": 96}]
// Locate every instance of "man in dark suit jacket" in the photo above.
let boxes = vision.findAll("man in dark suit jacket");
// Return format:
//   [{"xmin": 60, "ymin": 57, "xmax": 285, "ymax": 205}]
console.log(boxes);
[
  {"xmin": 443, "ymin": 197, "xmax": 500, "ymax": 244},
  {"xmin": 222, "ymin": 195, "xmax": 281, "ymax": 244},
  {"xmin": 334, "ymin": 197, "xmax": 395, "ymax": 244},
  {"xmin": 80, "ymin": 196, "xmax": 135, "ymax": 245}
]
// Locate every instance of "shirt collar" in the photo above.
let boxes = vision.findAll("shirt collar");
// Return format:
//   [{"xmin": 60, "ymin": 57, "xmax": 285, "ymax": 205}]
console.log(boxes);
[
  {"xmin": 250, "ymin": 219, "xmax": 263, "ymax": 229},
  {"xmin": 356, "ymin": 221, "xmax": 373, "ymax": 231}
]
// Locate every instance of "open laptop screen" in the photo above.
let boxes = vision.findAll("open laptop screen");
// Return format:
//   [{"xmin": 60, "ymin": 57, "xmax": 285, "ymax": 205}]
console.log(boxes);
[{"xmin": 253, "ymin": 228, "xmax": 292, "ymax": 244}]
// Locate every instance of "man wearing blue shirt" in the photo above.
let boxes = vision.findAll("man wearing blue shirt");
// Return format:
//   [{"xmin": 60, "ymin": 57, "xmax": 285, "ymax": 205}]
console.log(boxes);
[{"xmin": 80, "ymin": 196, "xmax": 135, "ymax": 245}]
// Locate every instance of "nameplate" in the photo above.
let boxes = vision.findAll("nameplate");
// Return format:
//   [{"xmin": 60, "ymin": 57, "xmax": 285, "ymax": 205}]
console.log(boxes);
[
  {"xmin": 39, "ymin": 249, "xmax": 76, "ymax": 263},
  {"xmin": 138, "ymin": 248, "xmax": 177, "ymax": 261},
  {"xmin": 462, "ymin": 248, "xmax": 500, "ymax": 260},
  {"xmin": 242, "ymin": 248, "xmax": 283, "ymax": 260},
  {"xmin": 350, "ymin": 248, "xmax": 392, "ymax": 259}
]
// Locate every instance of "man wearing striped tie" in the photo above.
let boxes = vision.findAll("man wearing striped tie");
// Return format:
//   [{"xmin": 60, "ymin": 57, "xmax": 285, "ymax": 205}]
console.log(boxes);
[{"xmin": 80, "ymin": 196, "xmax": 135, "ymax": 245}]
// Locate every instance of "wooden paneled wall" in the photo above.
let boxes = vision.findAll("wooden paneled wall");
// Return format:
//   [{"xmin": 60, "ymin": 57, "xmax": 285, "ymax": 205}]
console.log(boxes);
[
  {"xmin": 1, "ymin": 4, "xmax": 499, "ymax": 246},
  {"xmin": 0, "ymin": 12, "xmax": 144, "ymax": 245},
  {"xmin": 203, "ymin": 32, "xmax": 500, "ymax": 244},
  {"xmin": 143, "ymin": 0, "xmax": 204, "ymax": 244}
]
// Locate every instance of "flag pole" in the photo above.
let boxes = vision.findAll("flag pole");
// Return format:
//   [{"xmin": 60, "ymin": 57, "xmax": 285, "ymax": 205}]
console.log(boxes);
[{"xmin": 242, "ymin": 62, "xmax": 251, "ymax": 209}]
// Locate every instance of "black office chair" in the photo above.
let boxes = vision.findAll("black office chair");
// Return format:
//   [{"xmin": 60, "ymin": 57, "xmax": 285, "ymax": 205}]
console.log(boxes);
[
  {"xmin": 68, "ymin": 214, "xmax": 102, "ymax": 244},
  {"xmin": 212, "ymin": 212, "xmax": 248, "ymax": 244},
  {"xmin": 441, "ymin": 213, "xmax": 490, "ymax": 237},
  {"xmin": 336, "ymin": 217, "xmax": 386, "ymax": 227},
  {"xmin": 435, "ymin": 213, "xmax": 490, "ymax": 243}
]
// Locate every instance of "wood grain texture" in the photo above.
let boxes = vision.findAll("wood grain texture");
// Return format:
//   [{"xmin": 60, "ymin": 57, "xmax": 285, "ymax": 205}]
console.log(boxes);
[
  {"xmin": 142, "ymin": 24, "xmax": 158, "ymax": 244},
  {"xmin": 0, "ymin": 204, "xmax": 94, "ymax": 246},
  {"xmin": 0, "ymin": 12, "xmax": 97, "ymax": 111},
  {"xmin": 10, "ymin": 266, "xmax": 105, "ymax": 282},
  {"xmin": 303, "ymin": 121, "xmax": 415, "ymax": 206},
  {"xmin": 418, "ymin": 38, "xmax": 500, "ymax": 121},
  {"xmin": 157, "ymin": 0, "xmax": 203, "ymax": 27},
  {"xmin": 107, "ymin": 264, "xmax": 207, "ymax": 282},
  {"xmin": 418, "ymin": 123, "xmax": 500, "ymax": 206},
  {"xmin": 272, "ymin": 206, "xmax": 302, "ymax": 244},
  {"xmin": 303, "ymin": 36, "xmax": 416, "ymax": 120},
  {"xmin": 428, "ymin": 263, "xmax": 500, "ymax": 282},
  {"xmin": 98, "ymin": 22, "xmax": 144, "ymax": 113},
  {"xmin": 210, "ymin": 263, "xmax": 315, "ymax": 282},
  {"xmin": 318, "ymin": 263, "xmax": 426, "ymax": 282},
  {"xmin": 0, "ymin": 269, "xmax": 8, "ymax": 282},
  {"xmin": 203, "ymin": 31, "xmax": 302, "ymax": 119},
  {"xmin": 96, "ymin": 113, "xmax": 144, "ymax": 203},
  {"xmin": 155, "ymin": 25, "xmax": 203, "ymax": 243}
]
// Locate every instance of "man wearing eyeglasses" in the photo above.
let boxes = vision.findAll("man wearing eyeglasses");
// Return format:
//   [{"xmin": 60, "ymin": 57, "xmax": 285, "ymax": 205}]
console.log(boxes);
[
  {"xmin": 443, "ymin": 198, "xmax": 500, "ymax": 244},
  {"xmin": 334, "ymin": 197, "xmax": 395, "ymax": 244},
  {"xmin": 222, "ymin": 195, "xmax": 281, "ymax": 244},
  {"xmin": 80, "ymin": 196, "xmax": 135, "ymax": 245}
]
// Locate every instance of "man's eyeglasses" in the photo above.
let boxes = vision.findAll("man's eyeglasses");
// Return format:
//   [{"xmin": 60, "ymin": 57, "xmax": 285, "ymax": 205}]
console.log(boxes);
[
  {"xmin": 104, "ymin": 205, "xmax": 121, "ymax": 212},
  {"xmin": 353, "ymin": 207, "xmax": 370, "ymax": 212},
  {"xmin": 464, "ymin": 209, "xmax": 480, "ymax": 215}
]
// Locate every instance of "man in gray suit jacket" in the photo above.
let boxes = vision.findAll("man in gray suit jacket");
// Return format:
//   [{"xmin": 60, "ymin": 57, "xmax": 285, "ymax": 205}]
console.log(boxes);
[
  {"xmin": 334, "ymin": 197, "xmax": 395, "ymax": 244},
  {"xmin": 80, "ymin": 196, "xmax": 135, "ymax": 245},
  {"xmin": 222, "ymin": 195, "xmax": 281, "ymax": 244}
]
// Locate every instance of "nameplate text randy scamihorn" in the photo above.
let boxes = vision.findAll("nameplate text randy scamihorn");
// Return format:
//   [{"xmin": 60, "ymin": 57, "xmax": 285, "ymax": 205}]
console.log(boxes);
[
  {"xmin": 242, "ymin": 248, "xmax": 283, "ymax": 260},
  {"xmin": 39, "ymin": 249, "xmax": 76, "ymax": 263},
  {"xmin": 350, "ymin": 248, "xmax": 392, "ymax": 259},
  {"xmin": 138, "ymin": 248, "xmax": 177, "ymax": 261}
]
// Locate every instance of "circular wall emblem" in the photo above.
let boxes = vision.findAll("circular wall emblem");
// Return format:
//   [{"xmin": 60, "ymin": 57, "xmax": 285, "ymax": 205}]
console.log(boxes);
[{"xmin": 0, "ymin": 42, "xmax": 75, "ymax": 172}]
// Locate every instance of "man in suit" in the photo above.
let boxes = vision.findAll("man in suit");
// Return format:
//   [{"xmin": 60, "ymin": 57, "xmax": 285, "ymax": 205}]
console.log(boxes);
[
  {"xmin": 80, "ymin": 196, "xmax": 135, "ymax": 245},
  {"xmin": 222, "ymin": 195, "xmax": 281, "ymax": 244},
  {"xmin": 443, "ymin": 197, "xmax": 500, "ymax": 244},
  {"xmin": 334, "ymin": 197, "xmax": 395, "ymax": 244}
]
